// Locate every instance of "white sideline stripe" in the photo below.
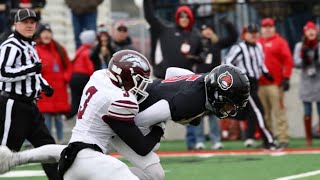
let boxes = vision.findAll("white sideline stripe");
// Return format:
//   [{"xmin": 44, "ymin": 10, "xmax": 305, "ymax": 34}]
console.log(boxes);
[
  {"xmin": 274, "ymin": 170, "xmax": 320, "ymax": 180},
  {"xmin": 0, "ymin": 170, "xmax": 45, "ymax": 177}
]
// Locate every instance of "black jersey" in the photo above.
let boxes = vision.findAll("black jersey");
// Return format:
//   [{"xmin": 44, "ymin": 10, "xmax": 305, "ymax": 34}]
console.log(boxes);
[{"xmin": 139, "ymin": 73, "xmax": 208, "ymax": 125}]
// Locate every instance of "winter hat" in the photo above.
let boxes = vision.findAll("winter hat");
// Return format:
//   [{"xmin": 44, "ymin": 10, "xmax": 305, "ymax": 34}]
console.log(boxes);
[
  {"xmin": 37, "ymin": 23, "xmax": 52, "ymax": 34},
  {"xmin": 80, "ymin": 30, "xmax": 96, "ymax": 45},
  {"xmin": 200, "ymin": 23, "xmax": 215, "ymax": 32},
  {"xmin": 174, "ymin": 6, "xmax": 194, "ymax": 31},
  {"xmin": 115, "ymin": 20, "xmax": 128, "ymax": 31},
  {"xmin": 261, "ymin": 18, "xmax": 274, "ymax": 27},
  {"xmin": 303, "ymin": 21, "xmax": 318, "ymax": 34}
]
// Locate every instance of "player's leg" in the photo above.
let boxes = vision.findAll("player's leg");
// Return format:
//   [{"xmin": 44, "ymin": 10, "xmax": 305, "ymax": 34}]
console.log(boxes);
[
  {"xmin": 111, "ymin": 136, "xmax": 165, "ymax": 180},
  {"xmin": 0, "ymin": 144, "xmax": 65, "ymax": 174},
  {"xmin": 64, "ymin": 148, "xmax": 139, "ymax": 180},
  {"xmin": 130, "ymin": 163, "xmax": 165, "ymax": 180},
  {"xmin": 27, "ymin": 110, "xmax": 59, "ymax": 180}
]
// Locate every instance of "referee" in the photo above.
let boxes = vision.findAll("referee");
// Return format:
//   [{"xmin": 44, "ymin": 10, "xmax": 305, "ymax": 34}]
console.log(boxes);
[
  {"xmin": 224, "ymin": 23, "xmax": 277, "ymax": 150},
  {"xmin": 0, "ymin": 9, "xmax": 58, "ymax": 179}
]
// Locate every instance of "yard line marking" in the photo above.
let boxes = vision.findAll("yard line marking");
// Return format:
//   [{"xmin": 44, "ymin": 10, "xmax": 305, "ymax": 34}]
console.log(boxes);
[
  {"xmin": 110, "ymin": 148, "xmax": 320, "ymax": 158},
  {"xmin": 274, "ymin": 170, "xmax": 320, "ymax": 180},
  {"xmin": 0, "ymin": 170, "xmax": 45, "ymax": 177}
]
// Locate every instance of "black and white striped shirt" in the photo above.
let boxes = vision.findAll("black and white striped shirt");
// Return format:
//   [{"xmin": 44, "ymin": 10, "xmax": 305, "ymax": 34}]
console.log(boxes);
[
  {"xmin": 224, "ymin": 41, "xmax": 269, "ymax": 80},
  {"xmin": 0, "ymin": 32, "xmax": 49, "ymax": 98}
]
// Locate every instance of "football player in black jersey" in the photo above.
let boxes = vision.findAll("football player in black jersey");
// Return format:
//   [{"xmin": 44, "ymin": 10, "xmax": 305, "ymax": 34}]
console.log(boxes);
[{"xmin": 0, "ymin": 64, "xmax": 250, "ymax": 180}]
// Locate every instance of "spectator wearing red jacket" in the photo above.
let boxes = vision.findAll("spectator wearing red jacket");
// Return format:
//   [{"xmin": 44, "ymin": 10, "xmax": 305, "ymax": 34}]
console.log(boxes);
[
  {"xmin": 35, "ymin": 23, "xmax": 72, "ymax": 143},
  {"xmin": 257, "ymin": 18, "xmax": 293, "ymax": 148},
  {"xmin": 66, "ymin": 30, "xmax": 96, "ymax": 119}
]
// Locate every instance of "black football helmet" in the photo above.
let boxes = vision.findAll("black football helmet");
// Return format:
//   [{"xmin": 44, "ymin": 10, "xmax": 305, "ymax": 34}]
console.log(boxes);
[
  {"xmin": 204, "ymin": 64, "xmax": 250, "ymax": 118},
  {"xmin": 108, "ymin": 50, "xmax": 153, "ymax": 103}
]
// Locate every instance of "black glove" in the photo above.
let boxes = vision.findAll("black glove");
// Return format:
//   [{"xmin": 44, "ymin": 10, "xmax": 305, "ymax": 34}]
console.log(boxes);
[
  {"xmin": 281, "ymin": 78, "xmax": 290, "ymax": 91},
  {"xmin": 42, "ymin": 85, "xmax": 54, "ymax": 97},
  {"xmin": 263, "ymin": 73, "xmax": 274, "ymax": 82},
  {"xmin": 34, "ymin": 62, "xmax": 42, "ymax": 74}
]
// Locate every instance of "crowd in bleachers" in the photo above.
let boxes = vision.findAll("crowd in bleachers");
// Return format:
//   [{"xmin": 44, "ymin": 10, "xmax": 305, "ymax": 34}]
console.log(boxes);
[{"xmin": 1, "ymin": 0, "xmax": 320, "ymax": 151}]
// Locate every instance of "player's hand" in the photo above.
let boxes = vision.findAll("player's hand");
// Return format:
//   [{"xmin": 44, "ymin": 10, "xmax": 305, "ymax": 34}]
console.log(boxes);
[
  {"xmin": 34, "ymin": 62, "xmax": 42, "ymax": 74},
  {"xmin": 42, "ymin": 85, "xmax": 54, "ymax": 97},
  {"xmin": 153, "ymin": 122, "xmax": 166, "ymax": 132}
]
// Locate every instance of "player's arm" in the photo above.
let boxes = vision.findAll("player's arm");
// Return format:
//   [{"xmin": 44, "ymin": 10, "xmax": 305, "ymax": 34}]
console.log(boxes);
[
  {"xmin": 134, "ymin": 99, "xmax": 172, "ymax": 127},
  {"xmin": 165, "ymin": 67, "xmax": 194, "ymax": 79},
  {"xmin": 103, "ymin": 100, "xmax": 164, "ymax": 156}
]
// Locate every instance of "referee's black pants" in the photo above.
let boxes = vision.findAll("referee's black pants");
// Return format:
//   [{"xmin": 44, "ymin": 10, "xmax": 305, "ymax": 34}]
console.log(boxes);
[
  {"xmin": 0, "ymin": 95, "xmax": 59, "ymax": 180},
  {"xmin": 236, "ymin": 78, "xmax": 275, "ymax": 146}
]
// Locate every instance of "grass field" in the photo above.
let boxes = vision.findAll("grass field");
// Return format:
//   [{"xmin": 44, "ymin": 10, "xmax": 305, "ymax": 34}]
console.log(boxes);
[{"xmin": 0, "ymin": 139, "xmax": 319, "ymax": 180}]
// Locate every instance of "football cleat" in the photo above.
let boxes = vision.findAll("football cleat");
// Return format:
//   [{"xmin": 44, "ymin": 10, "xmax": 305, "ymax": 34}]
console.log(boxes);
[{"xmin": 0, "ymin": 146, "xmax": 16, "ymax": 174}]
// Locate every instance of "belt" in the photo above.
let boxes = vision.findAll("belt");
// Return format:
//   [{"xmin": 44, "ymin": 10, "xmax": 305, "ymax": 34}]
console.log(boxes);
[{"xmin": 0, "ymin": 91, "xmax": 36, "ymax": 103}]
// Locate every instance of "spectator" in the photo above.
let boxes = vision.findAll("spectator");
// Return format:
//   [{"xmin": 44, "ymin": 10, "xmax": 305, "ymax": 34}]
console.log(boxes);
[
  {"xmin": 0, "ymin": 0, "xmax": 9, "ymax": 34},
  {"xmin": 293, "ymin": 21, "xmax": 320, "ymax": 146},
  {"xmin": 224, "ymin": 23, "xmax": 277, "ymax": 150},
  {"xmin": 111, "ymin": 21, "xmax": 135, "ymax": 52},
  {"xmin": 35, "ymin": 23, "xmax": 73, "ymax": 144},
  {"xmin": 90, "ymin": 24, "xmax": 115, "ymax": 70},
  {"xmin": 66, "ymin": 30, "xmax": 96, "ymax": 119},
  {"xmin": 196, "ymin": 19, "xmax": 238, "ymax": 73},
  {"xmin": 10, "ymin": 0, "xmax": 46, "ymax": 20},
  {"xmin": 257, "ymin": 18, "xmax": 293, "ymax": 148},
  {"xmin": 144, "ymin": 0, "xmax": 203, "ymax": 79},
  {"xmin": 64, "ymin": 0, "xmax": 103, "ymax": 49},
  {"xmin": 194, "ymin": 20, "xmax": 238, "ymax": 150},
  {"xmin": 144, "ymin": 0, "xmax": 203, "ymax": 150}
]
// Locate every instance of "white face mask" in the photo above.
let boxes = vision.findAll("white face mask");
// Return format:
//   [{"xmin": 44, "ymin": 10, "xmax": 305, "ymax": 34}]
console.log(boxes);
[{"xmin": 129, "ymin": 74, "xmax": 153, "ymax": 104}]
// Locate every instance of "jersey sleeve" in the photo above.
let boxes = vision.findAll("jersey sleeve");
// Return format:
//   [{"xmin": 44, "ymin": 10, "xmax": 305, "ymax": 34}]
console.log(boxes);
[
  {"xmin": 165, "ymin": 67, "xmax": 194, "ymax": 79},
  {"xmin": 105, "ymin": 100, "xmax": 139, "ymax": 123}
]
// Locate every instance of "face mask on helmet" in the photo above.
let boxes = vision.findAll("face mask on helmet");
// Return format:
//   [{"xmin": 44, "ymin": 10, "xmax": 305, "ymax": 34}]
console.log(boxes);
[
  {"xmin": 205, "ymin": 85, "xmax": 240, "ymax": 118},
  {"xmin": 129, "ymin": 74, "xmax": 153, "ymax": 104}
]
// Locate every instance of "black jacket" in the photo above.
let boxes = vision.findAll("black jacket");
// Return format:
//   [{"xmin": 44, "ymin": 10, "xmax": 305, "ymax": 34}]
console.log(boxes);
[
  {"xmin": 196, "ymin": 21, "xmax": 238, "ymax": 73},
  {"xmin": 90, "ymin": 41, "xmax": 115, "ymax": 70},
  {"xmin": 144, "ymin": 0, "xmax": 203, "ymax": 78}
]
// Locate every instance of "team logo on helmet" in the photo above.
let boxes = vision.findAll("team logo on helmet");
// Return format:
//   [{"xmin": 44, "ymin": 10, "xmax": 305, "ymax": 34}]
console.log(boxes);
[
  {"xmin": 121, "ymin": 54, "xmax": 149, "ymax": 71},
  {"xmin": 218, "ymin": 71, "xmax": 233, "ymax": 90}
]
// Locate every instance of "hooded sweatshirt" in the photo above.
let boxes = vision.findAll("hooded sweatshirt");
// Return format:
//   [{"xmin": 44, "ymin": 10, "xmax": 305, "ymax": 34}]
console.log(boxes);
[{"xmin": 144, "ymin": 0, "xmax": 203, "ymax": 78}]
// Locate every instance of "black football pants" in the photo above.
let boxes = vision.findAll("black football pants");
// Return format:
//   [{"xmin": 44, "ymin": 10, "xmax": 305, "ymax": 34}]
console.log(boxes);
[{"xmin": 0, "ymin": 95, "xmax": 59, "ymax": 180}]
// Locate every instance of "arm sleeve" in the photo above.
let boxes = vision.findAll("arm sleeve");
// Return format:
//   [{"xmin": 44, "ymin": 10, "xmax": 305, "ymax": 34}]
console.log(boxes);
[
  {"xmin": 217, "ymin": 21, "xmax": 238, "ymax": 49},
  {"xmin": 134, "ymin": 99, "xmax": 172, "ymax": 127},
  {"xmin": 293, "ymin": 42, "xmax": 303, "ymax": 68},
  {"xmin": 224, "ymin": 45, "xmax": 242, "ymax": 65},
  {"xmin": 165, "ymin": 67, "xmax": 194, "ymax": 79},
  {"xmin": 143, "ymin": 0, "xmax": 166, "ymax": 33},
  {"xmin": 103, "ymin": 116, "xmax": 164, "ymax": 156},
  {"xmin": 0, "ymin": 45, "xmax": 38, "ymax": 82},
  {"xmin": 280, "ymin": 39, "xmax": 293, "ymax": 78},
  {"xmin": 103, "ymin": 100, "xmax": 164, "ymax": 156}
]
